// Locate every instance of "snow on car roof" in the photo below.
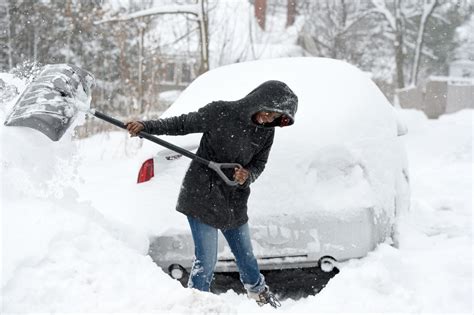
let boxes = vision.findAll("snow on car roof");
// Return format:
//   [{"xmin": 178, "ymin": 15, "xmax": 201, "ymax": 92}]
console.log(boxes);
[
  {"xmin": 165, "ymin": 57, "xmax": 398, "ymax": 146},
  {"xmin": 139, "ymin": 57, "xmax": 399, "ymax": 167}
]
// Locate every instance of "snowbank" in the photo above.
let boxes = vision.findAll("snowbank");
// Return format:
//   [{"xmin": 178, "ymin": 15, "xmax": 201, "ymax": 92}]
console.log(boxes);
[
  {"xmin": 75, "ymin": 107, "xmax": 472, "ymax": 313},
  {"xmin": 0, "ymin": 72, "xmax": 239, "ymax": 313},
  {"xmin": 281, "ymin": 108, "xmax": 473, "ymax": 313}
]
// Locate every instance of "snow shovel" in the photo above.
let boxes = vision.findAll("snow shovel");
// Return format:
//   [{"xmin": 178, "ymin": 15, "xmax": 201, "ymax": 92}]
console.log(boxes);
[{"xmin": 4, "ymin": 64, "xmax": 241, "ymax": 186}]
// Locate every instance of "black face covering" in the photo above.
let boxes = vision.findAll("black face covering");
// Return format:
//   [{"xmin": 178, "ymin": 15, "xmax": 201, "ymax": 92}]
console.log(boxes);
[
  {"xmin": 240, "ymin": 80, "xmax": 298, "ymax": 128},
  {"xmin": 279, "ymin": 115, "xmax": 291, "ymax": 127}
]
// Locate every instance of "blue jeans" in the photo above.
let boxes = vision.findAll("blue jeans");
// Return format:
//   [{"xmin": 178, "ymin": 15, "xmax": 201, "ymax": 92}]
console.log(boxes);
[{"xmin": 187, "ymin": 216, "xmax": 266, "ymax": 293}]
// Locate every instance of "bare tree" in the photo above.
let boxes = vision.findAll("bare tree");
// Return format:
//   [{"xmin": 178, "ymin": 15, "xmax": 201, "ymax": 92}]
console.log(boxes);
[
  {"xmin": 96, "ymin": 0, "xmax": 209, "ymax": 75},
  {"xmin": 254, "ymin": 0, "xmax": 267, "ymax": 30},
  {"xmin": 370, "ymin": 0, "xmax": 406, "ymax": 88},
  {"xmin": 1, "ymin": 1, "xmax": 14, "ymax": 69},
  {"xmin": 299, "ymin": 0, "xmax": 376, "ymax": 60},
  {"xmin": 410, "ymin": 0, "xmax": 438, "ymax": 85},
  {"xmin": 286, "ymin": 0, "xmax": 297, "ymax": 27},
  {"xmin": 394, "ymin": 0, "xmax": 405, "ymax": 88},
  {"xmin": 370, "ymin": 0, "xmax": 453, "ymax": 88}
]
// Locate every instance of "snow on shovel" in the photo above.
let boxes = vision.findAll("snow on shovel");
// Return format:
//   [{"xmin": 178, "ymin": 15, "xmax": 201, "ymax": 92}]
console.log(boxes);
[{"xmin": 4, "ymin": 64, "xmax": 241, "ymax": 186}]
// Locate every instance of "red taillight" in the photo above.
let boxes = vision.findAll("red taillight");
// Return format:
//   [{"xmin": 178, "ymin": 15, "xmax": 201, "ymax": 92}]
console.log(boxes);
[{"xmin": 137, "ymin": 158, "xmax": 155, "ymax": 183}]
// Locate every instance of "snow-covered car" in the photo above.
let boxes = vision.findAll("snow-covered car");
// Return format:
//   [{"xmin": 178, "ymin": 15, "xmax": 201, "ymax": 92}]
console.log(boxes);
[{"xmin": 138, "ymin": 57, "xmax": 410, "ymax": 282}]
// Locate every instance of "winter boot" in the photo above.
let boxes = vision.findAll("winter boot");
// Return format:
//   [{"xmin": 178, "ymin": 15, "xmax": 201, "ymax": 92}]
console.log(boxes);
[{"xmin": 247, "ymin": 285, "xmax": 281, "ymax": 308}]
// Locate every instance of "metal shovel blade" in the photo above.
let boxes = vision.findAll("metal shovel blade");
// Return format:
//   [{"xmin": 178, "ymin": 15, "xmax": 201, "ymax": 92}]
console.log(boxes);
[{"xmin": 4, "ymin": 64, "xmax": 95, "ymax": 141}]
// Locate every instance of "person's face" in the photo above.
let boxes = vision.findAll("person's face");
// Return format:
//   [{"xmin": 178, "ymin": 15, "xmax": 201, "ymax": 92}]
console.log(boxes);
[{"xmin": 254, "ymin": 111, "xmax": 282, "ymax": 124}]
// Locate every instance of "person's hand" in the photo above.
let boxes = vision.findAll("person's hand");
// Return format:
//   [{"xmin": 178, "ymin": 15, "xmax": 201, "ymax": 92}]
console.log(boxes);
[
  {"xmin": 234, "ymin": 167, "xmax": 250, "ymax": 185},
  {"xmin": 125, "ymin": 121, "xmax": 144, "ymax": 137}
]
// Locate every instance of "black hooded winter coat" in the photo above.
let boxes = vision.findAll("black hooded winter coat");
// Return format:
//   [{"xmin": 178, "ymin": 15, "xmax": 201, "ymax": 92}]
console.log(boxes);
[{"xmin": 141, "ymin": 80, "xmax": 298, "ymax": 229}]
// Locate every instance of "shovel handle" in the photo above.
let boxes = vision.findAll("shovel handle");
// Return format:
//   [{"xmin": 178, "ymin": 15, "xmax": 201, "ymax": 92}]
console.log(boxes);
[
  {"xmin": 208, "ymin": 162, "xmax": 242, "ymax": 187},
  {"xmin": 93, "ymin": 110, "xmax": 209, "ymax": 164},
  {"xmin": 92, "ymin": 110, "xmax": 242, "ymax": 186}
]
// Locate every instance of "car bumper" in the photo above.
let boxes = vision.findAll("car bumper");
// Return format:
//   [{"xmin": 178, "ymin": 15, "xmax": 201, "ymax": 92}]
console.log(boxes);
[{"xmin": 148, "ymin": 206, "xmax": 389, "ymax": 274}]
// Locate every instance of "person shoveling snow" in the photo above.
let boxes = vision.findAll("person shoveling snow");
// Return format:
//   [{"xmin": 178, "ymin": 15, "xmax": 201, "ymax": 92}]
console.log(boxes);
[
  {"xmin": 4, "ymin": 64, "xmax": 298, "ymax": 308},
  {"xmin": 126, "ymin": 80, "xmax": 298, "ymax": 308}
]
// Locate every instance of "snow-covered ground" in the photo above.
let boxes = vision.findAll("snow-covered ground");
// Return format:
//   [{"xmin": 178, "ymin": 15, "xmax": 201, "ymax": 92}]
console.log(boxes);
[{"xmin": 1, "ymin": 73, "xmax": 472, "ymax": 313}]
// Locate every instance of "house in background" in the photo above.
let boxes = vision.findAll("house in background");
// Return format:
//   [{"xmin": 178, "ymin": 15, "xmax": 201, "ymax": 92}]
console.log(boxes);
[
  {"xmin": 158, "ymin": 54, "xmax": 198, "ymax": 92},
  {"xmin": 397, "ymin": 59, "xmax": 474, "ymax": 119}
]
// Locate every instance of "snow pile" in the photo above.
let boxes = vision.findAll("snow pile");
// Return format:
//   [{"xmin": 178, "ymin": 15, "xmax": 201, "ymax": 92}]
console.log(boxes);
[
  {"xmin": 0, "ymin": 73, "xmax": 237, "ymax": 313},
  {"xmin": 280, "ymin": 108, "xmax": 472, "ymax": 313},
  {"xmin": 75, "ymin": 107, "xmax": 472, "ymax": 313}
]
